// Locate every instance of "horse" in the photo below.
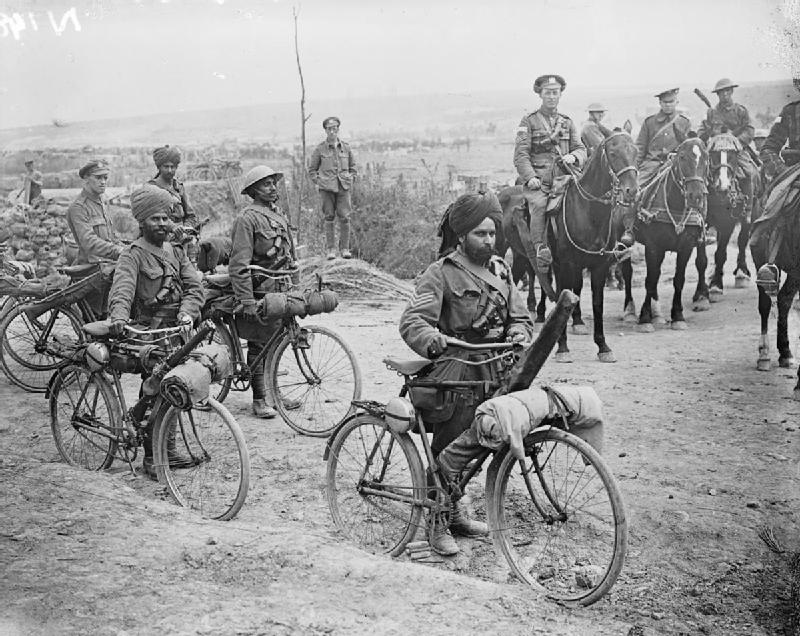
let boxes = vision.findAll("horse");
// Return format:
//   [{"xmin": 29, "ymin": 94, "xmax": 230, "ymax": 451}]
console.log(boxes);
[
  {"xmin": 698, "ymin": 132, "xmax": 760, "ymax": 298},
  {"xmin": 750, "ymin": 162, "xmax": 800, "ymax": 393},
  {"xmin": 620, "ymin": 136, "xmax": 710, "ymax": 331},
  {"xmin": 499, "ymin": 131, "xmax": 639, "ymax": 363}
]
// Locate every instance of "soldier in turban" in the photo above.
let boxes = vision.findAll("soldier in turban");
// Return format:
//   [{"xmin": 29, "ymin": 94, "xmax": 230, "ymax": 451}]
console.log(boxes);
[{"xmin": 399, "ymin": 191, "xmax": 533, "ymax": 556}]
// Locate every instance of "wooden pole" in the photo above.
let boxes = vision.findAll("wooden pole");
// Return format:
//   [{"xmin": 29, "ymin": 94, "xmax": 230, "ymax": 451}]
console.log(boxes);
[{"xmin": 292, "ymin": 6, "xmax": 311, "ymax": 244}]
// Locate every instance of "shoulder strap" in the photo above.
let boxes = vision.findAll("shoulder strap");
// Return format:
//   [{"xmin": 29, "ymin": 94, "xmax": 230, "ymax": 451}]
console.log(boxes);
[
  {"xmin": 652, "ymin": 115, "xmax": 678, "ymax": 141},
  {"xmin": 448, "ymin": 250, "xmax": 510, "ymax": 299}
]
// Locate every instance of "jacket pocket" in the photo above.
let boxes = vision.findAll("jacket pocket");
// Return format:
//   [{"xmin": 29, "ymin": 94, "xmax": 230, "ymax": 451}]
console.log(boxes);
[
  {"xmin": 449, "ymin": 286, "xmax": 481, "ymax": 332},
  {"xmin": 253, "ymin": 229, "xmax": 278, "ymax": 257},
  {"xmin": 92, "ymin": 224, "xmax": 110, "ymax": 241}
]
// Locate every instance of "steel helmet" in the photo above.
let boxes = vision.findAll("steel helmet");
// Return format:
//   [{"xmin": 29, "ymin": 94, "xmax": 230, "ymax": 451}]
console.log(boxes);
[
  {"xmin": 240, "ymin": 165, "xmax": 284, "ymax": 194},
  {"xmin": 712, "ymin": 78, "xmax": 738, "ymax": 93},
  {"xmin": 587, "ymin": 102, "xmax": 606, "ymax": 112}
]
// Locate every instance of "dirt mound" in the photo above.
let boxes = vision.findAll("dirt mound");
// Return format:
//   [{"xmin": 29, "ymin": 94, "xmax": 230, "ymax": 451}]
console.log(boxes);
[{"xmin": 300, "ymin": 256, "xmax": 414, "ymax": 300}]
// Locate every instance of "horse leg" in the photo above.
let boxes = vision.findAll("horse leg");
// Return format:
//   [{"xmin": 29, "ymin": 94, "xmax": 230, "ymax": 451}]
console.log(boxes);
[
  {"xmin": 756, "ymin": 281, "xmax": 773, "ymax": 371},
  {"xmin": 511, "ymin": 256, "xmax": 536, "ymax": 316},
  {"xmin": 776, "ymin": 275, "xmax": 800, "ymax": 368},
  {"xmin": 671, "ymin": 243, "xmax": 692, "ymax": 330},
  {"xmin": 693, "ymin": 238, "xmax": 711, "ymax": 312},
  {"xmin": 553, "ymin": 263, "xmax": 573, "ymax": 363},
  {"xmin": 571, "ymin": 268, "xmax": 589, "ymax": 335},
  {"xmin": 535, "ymin": 265, "xmax": 548, "ymax": 323},
  {"xmin": 637, "ymin": 243, "xmax": 662, "ymax": 333},
  {"xmin": 620, "ymin": 258, "xmax": 637, "ymax": 323},
  {"xmin": 734, "ymin": 219, "xmax": 752, "ymax": 286},
  {"xmin": 591, "ymin": 264, "xmax": 615, "ymax": 362},
  {"xmin": 709, "ymin": 221, "xmax": 733, "ymax": 299}
]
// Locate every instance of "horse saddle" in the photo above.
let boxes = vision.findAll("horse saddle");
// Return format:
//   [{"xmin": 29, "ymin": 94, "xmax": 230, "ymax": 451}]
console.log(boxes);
[{"xmin": 545, "ymin": 176, "xmax": 571, "ymax": 214}]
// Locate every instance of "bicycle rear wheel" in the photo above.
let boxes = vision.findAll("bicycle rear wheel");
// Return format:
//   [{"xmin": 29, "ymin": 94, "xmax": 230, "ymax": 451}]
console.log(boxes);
[
  {"xmin": 0, "ymin": 304, "xmax": 83, "ymax": 392},
  {"xmin": 49, "ymin": 364, "xmax": 120, "ymax": 470},
  {"xmin": 154, "ymin": 398, "xmax": 250, "ymax": 521},
  {"xmin": 269, "ymin": 325, "xmax": 361, "ymax": 437},
  {"xmin": 488, "ymin": 428, "xmax": 627, "ymax": 606},
  {"xmin": 325, "ymin": 414, "xmax": 424, "ymax": 556},
  {"xmin": 206, "ymin": 318, "xmax": 235, "ymax": 404}
]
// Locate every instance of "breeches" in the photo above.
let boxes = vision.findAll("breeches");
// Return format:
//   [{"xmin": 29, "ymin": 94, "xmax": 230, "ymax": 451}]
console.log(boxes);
[
  {"xmin": 522, "ymin": 188, "xmax": 548, "ymax": 244},
  {"xmin": 320, "ymin": 190, "xmax": 352, "ymax": 222}
]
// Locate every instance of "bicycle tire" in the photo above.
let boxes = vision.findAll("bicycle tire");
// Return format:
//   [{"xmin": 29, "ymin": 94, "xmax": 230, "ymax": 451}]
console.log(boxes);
[
  {"xmin": 325, "ymin": 414, "xmax": 424, "ymax": 556},
  {"xmin": 153, "ymin": 398, "xmax": 250, "ymax": 521},
  {"xmin": 268, "ymin": 324, "xmax": 362, "ymax": 437},
  {"xmin": 207, "ymin": 318, "xmax": 235, "ymax": 404},
  {"xmin": 0, "ymin": 304, "xmax": 84, "ymax": 392},
  {"xmin": 49, "ymin": 364, "xmax": 121, "ymax": 470},
  {"xmin": 487, "ymin": 428, "xmax": 627, "ymax": 606}
]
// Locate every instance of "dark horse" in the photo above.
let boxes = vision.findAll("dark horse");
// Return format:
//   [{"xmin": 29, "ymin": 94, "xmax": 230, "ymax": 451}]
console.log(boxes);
[
  {"xmin": 499, "ymin": 131, "xmax": 639, "ymax": 362},
  {"xmin": 620, "ymin": 137, "xmax": 710, "ymax": 331},
  {"xmin": 698, "ymin": 132, "xmax": 759, "ymax": 298},
  {"xmin": 750, "ymin": 163, "xmax": 800, "ymax": 393}
]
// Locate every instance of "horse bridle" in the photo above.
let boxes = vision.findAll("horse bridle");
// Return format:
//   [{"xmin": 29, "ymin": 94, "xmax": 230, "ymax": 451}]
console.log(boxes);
[
  {"xmin": 668, "ymin": 140, "xmax": 708, "ymax": 204},
  {"xmin": 563, "ymin": 132, "xmax": 639, "ymax": 208}
]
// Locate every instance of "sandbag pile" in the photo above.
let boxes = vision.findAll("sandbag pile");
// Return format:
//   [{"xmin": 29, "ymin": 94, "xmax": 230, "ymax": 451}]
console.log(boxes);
[{"xmin": 1, "ymin": 199, "xmax": 73, "ymax": 277}]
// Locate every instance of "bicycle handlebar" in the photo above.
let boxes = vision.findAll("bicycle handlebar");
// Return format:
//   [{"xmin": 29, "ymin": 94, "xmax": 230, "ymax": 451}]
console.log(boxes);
[
  {"xmin": 123, "ymin": 324, "xmax": 184, "ymax": 336},
  {"xmin": 444, "ymin": 337, "xmax": 522, "ymax": 351}
]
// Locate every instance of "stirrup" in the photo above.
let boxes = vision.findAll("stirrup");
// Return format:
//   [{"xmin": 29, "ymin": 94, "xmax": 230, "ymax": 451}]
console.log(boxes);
[{"xmin": 756, "ymin": 264, "xmax": 780, "ymax": 296}]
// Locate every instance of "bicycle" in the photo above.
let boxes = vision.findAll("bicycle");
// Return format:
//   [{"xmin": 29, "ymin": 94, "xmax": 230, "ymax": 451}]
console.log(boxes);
[
  {"xmin": 325, "ymin": 334, "xmax": 627, "ymax": 606},
  {"xmin": 0, "ymin": 262, "xmax": 112, "ymax": 392},
  {"xmin": 48, "ymin": 320, "xmax": 250, "ymax": 521},
  {"xmin": 203, "ymin": 264, "xmax": 362, "ymax": 437}
]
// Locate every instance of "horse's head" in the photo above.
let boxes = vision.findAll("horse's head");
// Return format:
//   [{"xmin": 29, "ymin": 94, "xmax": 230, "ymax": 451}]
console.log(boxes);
[
  {"xmin": 596, "ymin": 131, "xmax": 639, "ymax": 246},
  {"xmin": 672, "ymin": 137, "xmax": 709, "ymax": 211},
  {"xmin": 706, "ymin": 132, "xmax": 741, "ymax": 193}
]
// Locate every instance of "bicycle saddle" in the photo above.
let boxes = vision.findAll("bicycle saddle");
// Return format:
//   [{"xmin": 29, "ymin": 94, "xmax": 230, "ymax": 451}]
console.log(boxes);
[
  {"xmin": 58, "ymin": 263, "xmax": 99, "ymax": 278},
  {"xmin": 82, "ymin": 320, "xmax": 111, "ymax": 338},
  {"xmin": 383, "ymin": 356, "xmax": 432, "ymax": 376}
]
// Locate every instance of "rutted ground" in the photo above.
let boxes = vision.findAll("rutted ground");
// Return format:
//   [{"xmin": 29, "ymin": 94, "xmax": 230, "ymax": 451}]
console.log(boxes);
[{"xmin": 1, "ymin": 249, "xmax": 799, "ymax": 635}]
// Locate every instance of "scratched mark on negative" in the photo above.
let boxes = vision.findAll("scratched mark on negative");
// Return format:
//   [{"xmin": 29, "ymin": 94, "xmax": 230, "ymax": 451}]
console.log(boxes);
[
  {"xmin": 0, "ymin": 7, "xmax": 81, "ymax": 40},
  {"xmin": 767, "ymin": 0, "xmax": 800, "ymax": 75}
]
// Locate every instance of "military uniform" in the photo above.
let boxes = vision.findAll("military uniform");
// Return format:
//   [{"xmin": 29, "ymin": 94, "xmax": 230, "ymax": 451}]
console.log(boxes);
[
  {"xmin": 107, "ymin": 237, "xmax": 204, "ymax": 327},
  {"xmin": 399, "ymin": 249, "xmax": 533, "ymax": 457},
  {"xmin": 581, "ymin": 120, "xmax": 607, "ymax": 157},
  {"xmin": 66, "ymin": 187, "xmax": 123, "ymax": 264},
  {"xmin": 513, "ymin": 109, "xmax": 587, "ymax": 246},
  {"xmin": 635, "ymin": 111, "xmax": 692, "ymax": 183},
  {"xmin": 761, "ymin": 100, "xmax": 800, "ymax": 170},
  {"xmin": 147, "ymin": 177, "xmax": 197, "ymax": 227}
]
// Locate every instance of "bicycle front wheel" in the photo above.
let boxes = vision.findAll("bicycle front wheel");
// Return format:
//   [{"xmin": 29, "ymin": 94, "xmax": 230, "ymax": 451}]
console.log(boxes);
[
  {"xmin": 269, "ymin": 325, "xmax": 362, "ymax": 437},
  {"xmin": 0, "ymin": 304, "xmax": 83, "ymax": 392},
  {"xmin": 206, "ymin": 318, "xmax": 235, "ymax": 404},
  {"xmin": 50, "ymin": 364, "xmax": 120, "ymax": 470},
  {"xmin": 153, "ymin": 398, "xmax": 250, "ymax": 521},
  {"xmin": 488, "ymin": 428, "xmax": 627, "ymax": 606},
  {"xmin": 325, "ymin": 414, "xmax": 424, "ymax": 556}
]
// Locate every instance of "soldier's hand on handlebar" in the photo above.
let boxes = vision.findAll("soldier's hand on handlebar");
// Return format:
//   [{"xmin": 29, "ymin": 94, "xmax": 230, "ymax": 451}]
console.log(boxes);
[
  {"xmin": 241, "ymin": 303, "xmax": 260, "ymax": 321},
  {"xmin": 562, "ymin": 153, "xmax": 577, "ymax": 166},
  {"xmin": 109, "ymin": 319, "xmax": 127, "ymax": 337},
  {"xmin": 508, "ymin": 331, "xmax": 529, "ymax": 348},
  {"xmin": 525, "ymin": 177, "xmax": 541, "ymax": 190},
  {"xmin": 177, "ymin": 312, "xmax": 194, "ymax": 335},
  {"xmin": 427, "ymin": 334, "xmax": 449, "ymax": 358}
]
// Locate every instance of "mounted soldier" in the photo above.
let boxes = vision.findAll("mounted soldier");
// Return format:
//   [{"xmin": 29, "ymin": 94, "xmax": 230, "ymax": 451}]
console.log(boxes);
[
  {"xmin": 635, "ymin": 88, "xmax": 692, "ymax": 184},
  {"xmin": 581, "ymin": 103, "xmax": 613, "ymax": 157},
  {"xmin": 513, "ymin": 74, "xmax": 586, "ymax": 271}
]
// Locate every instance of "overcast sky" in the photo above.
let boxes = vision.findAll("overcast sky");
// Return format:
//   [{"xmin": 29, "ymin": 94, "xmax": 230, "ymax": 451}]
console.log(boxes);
[{"xmin": 0, "ymin": 0, "xmax": 797, "ymax": 129}]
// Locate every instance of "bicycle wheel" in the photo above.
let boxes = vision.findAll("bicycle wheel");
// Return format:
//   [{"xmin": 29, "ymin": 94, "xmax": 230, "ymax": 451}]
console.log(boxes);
[
  {"xmin": 325, "ymin": 414, "xmax": 424, "ymax": 556},
  {"xmin": 50, "ymin": 364, "xmax": 120, "ymax": 470},
  {"xmin": 207, "ymin": 319, "xmax": 235, "ymax": 404},
  {"xmin": 269, "ymin": 324, "xmax": 362, "ymax": 437},
  {"xmin": 488, "ymin": 428, "xmax": 627, "ymax": 606},
  {"xmin": 153, "ymin": 398, "xmax": 250, "ymax": 521},
  {"xmin": 0, "ymin": 304, "xmax": 84, "ymax": 392}
]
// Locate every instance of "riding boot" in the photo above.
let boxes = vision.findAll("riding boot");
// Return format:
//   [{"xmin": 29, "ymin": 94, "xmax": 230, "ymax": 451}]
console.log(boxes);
[
  {"xmin": 141, "ymin": 424, "xmax": 158, "ymax": 481},
  {"xmin": 248, "ymin": 341, "xmax": 277, "ymax": 419},
  {"xmin": 449, "ymin": 499, "xmax": 489, "ymax": 537},
  {"xmin": 429, "ymin": 514, "xmax": 459, "ymax": 555},
  {"xmin": 325, "ymin": 221, "xmax": 336, "ymax": 259}
]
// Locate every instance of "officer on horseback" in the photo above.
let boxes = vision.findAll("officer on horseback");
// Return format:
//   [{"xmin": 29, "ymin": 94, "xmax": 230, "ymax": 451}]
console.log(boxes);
[
  {"xmin": 760, "ymin": 78, "xmax": 800, "ymax": 176},
  {"xmin": 513, "ymin": 74, "xmax": 586, "ymax": 271},
  {"xmin": 635, "ymin": 88, "xmax": 692, "ymax": 184}
]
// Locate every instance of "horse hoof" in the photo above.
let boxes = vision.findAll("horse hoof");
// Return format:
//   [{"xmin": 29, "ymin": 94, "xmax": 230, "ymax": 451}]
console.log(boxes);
[
  {"xmin": 779, "ymin": 356, "xmax": 796, "ymax": 369},
  {"xmin": 554, "ymin": 352, "xmax": 573, "ymax": 364},
  {"xmin": 671, "ymin": 320, "xmax": 688, "ymax": 331},
  {"xmin": 571, "ymin": 324, "xmax": 589, "ymax": 336},
  {"xmin": 756, "ymin": 359, "xmax": 771, "ymax": 372},
  {"xmin": 709, "ymin": 286, "xmax": 723, "ymax": 301},
  {"xmin": 734, "ymin": 274, "xmax": 750, "ymax": 289},
  {"xmin": 622, "ymin": 313, "xmax": 637, "ymax": 324},
  {"xmin": 597, "ymin": 351, "xmax": 617, "ymax": 363},
  {"xmin": 653, "ymin": 316, "xmax": 666, "ymax": 326},
  {"xmin": 636, "ymin": 323, "xmax": 655, "ymax": 333},
  {"xmin": 693, "ymin": 298, "xmax": 710, "ymax": 312}
]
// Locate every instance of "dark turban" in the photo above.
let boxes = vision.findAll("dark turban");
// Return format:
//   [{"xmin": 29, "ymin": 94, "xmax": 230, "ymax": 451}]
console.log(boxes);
[
  {"xmin": 152, "ymin": 145, "xmax": 181, "ymax": 167},
  {"xmin": 437, "ymin": 192, "xmax": 502, "ymax": 257},
  {"xmin": 78, "ymin": 159, "xmax": 110, "ymax": 179},
  {"xmin": 130, "ymin": 184, "xmax": 174, "ymax": 222}
]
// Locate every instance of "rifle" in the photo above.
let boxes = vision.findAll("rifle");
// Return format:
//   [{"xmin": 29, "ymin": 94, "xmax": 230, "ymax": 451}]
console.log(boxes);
[{"xmin": 693, "ymin": 88, "xmax": 762, "ymax": 167}]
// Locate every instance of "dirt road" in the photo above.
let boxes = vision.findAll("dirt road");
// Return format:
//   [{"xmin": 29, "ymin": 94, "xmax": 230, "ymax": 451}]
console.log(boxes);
[{"xmin": 1, "ymin": 252, "xmax": 799, "ymax": 635}]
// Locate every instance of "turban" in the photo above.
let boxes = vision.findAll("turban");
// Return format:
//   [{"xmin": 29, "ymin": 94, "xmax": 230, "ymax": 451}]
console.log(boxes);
[
  {"xmin": 130, "ymin": 184, "xmax": 174, "ymax": 222},
  {"xmin": 447, "ymin": 192, "xmax": 502, "ymax": 236},
  {"xmin": 152, "ymin": 145, "xmax": 181, "ymax": 167},
  {"xmin": 78, "ymin": 159, "xmax": 110, "ymax": 179}
]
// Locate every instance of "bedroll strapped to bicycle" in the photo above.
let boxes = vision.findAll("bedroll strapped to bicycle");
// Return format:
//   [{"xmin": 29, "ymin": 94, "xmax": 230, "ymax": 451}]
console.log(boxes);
[
  {"xmin": 160, "ymin": 342, "xmax": 232, "ymax": 409},
  {"xmin": 21, "ymin": 263, "xmax": 116, "ymax": 320},
  {"xmin": 257, "ymin": 289, "xmax": 338, "ymax": 319}
]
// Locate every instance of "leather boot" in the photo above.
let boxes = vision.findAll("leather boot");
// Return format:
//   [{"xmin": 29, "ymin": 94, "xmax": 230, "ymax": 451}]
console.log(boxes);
[
  {"xmin": 252, "ymin": 398, "xmax": 277, "ymax": 419},
  {"xmin": 429, "ymin": 515, "xmax": 459, "ymax": 556},
  {"xmin": 449, "ymin": 500, "xmax": 489, "ymax": 537},
  {"xmin": 141, "ymin": 456, "xmax": 158, "ymax": 482}
]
